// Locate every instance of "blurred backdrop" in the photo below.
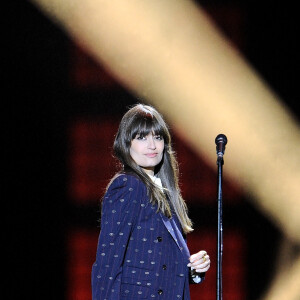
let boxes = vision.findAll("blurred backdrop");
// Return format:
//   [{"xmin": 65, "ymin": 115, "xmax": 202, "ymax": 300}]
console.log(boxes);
[{"xmin": 7, "ymin": 1, "xmax": 299, "ymax": 299}]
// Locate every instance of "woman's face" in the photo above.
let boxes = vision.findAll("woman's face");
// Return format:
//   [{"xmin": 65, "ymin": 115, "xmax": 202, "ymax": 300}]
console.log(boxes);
[{"xmin": 130, "ymin": 132, "xmax": 164, "ymax": 176}]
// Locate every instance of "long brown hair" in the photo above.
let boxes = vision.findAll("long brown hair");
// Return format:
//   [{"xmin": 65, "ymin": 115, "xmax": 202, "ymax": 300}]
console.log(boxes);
[{"xmin": 112, "ymin": 104, "xmax": 193, "ymax": 234}]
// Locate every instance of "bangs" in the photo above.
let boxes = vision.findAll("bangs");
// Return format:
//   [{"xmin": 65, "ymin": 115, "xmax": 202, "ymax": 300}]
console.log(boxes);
[{"xmin": 129, "ymin": 114, "xmax": 165, "ymax": 140}]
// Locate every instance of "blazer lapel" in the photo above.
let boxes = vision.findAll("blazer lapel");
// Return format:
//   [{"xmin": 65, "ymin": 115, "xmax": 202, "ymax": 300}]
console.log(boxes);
[
  {"xmin": 160, "ymin": 212, "xmax": 181, "ymax": 248},
  {"xmin": 159, "ymin": 212, "xmax": 190, "ymax": 258}
]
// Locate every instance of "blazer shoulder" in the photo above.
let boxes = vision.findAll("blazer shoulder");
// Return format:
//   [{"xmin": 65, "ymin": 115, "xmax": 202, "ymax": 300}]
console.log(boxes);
[{"xmin": 107, "ymin": 173, "xmax": 146, "ymax": 193}]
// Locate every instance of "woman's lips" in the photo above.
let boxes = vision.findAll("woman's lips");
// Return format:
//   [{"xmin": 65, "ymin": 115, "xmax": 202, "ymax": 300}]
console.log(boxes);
[{"xmin": 145, "ymin": 153, "xmax": 158, "ymax": 158}]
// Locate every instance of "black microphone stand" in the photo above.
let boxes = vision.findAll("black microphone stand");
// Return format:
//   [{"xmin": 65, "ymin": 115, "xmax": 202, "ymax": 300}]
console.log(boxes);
[
  {"xmin": 215, "ymin": 134, "xmax": 227, "ymax": 300},
  {"xmin": 216, "ymin": 155, "xmax": 223, "ymax": 300}
]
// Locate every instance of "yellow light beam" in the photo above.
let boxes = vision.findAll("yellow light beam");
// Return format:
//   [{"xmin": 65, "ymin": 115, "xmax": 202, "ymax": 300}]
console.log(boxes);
[
  {"xmin": 29, "ymin": 0, "xmax": 300, "ymax": 299},
  {"xmin": 30, "ymin": 0, "xmax": 300, "ymax": 244},
  {"xmin": 260, "ymin": 253, "xmax": 300, "ymax": 300}
]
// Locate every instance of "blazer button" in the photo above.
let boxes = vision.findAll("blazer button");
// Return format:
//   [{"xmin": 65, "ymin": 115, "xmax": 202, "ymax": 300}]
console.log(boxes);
[
  {"xmin": 162, "ymin": 264, "xmax": 167, "ymax": 270},
  {"xmin": 158, "ymin": 289, "xmax": 163, "ymax": 295},
  {"xmin": 157, "ymin": 237, "xmax": 162, "ymax": 242}
]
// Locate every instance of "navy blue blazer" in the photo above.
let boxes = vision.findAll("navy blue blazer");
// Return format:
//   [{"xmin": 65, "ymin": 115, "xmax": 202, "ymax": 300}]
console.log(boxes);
[{"xmin": 92, "ymin": 174, "xmax": 203, "ymax": 300}]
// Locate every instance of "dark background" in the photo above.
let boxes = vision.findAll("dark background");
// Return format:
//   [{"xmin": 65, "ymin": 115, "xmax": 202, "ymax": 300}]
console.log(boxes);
[{"xmin": 7, "ymin": 0, "xmax": 299, "ymax": 299}]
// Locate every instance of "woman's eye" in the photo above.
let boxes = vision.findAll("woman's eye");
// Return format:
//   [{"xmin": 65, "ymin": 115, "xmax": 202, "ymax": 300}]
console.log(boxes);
[
  {"xmin": 155, "ymin": 135, "xmax": 163, "ymax": 140},
  {"xmin": 136, "ymin": 135, "xmax": 145, "ymax": 140}
]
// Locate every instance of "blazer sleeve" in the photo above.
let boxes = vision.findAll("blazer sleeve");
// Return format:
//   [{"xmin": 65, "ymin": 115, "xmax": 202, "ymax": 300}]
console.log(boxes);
[{"xmin": 91, "ymin": 174, "xmax": 146, "ymax": 300}]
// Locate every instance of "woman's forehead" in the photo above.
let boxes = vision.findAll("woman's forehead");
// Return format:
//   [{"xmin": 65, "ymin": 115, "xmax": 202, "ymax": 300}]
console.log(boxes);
[
  {"xmin": 136, "ymin": 130, "xmax": 161, "ymax": 136},
  {"xmin": 134, "ymin": 124, "xmax": 163, "ymax": 134}
]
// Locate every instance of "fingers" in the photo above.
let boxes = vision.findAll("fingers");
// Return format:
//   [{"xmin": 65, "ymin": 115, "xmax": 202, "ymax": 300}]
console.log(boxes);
[
  {"xmin": 190, "ymin": 250, "xmax": 207, "ymax": 262},
  {"xmin": 187, "ymin": 250, "xmax": 211, "ymax": 273}
]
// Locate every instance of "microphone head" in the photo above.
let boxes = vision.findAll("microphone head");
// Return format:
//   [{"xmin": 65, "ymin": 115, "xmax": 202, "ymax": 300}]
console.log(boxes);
[
  {"xmin": 215, "ymin": 134, "xmax": 227, "ymax": 145},
  {"xmin": 215, "ymin": 134, "xmax": 228, "ymax": 160}
]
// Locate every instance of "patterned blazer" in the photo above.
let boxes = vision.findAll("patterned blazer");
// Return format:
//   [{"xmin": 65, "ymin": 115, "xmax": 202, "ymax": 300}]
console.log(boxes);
[{"xmin": 92, "ymin": 174, "xmax": 204, "ymax": 300}]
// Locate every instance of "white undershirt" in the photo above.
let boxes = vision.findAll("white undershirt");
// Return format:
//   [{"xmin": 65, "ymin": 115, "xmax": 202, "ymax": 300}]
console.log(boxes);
[{"xmin": 148, "ymin": 174, "xmax": 163, "ymax": 189}]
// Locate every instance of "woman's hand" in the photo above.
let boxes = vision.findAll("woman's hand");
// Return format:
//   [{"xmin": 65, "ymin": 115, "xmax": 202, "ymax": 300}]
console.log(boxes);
[{"xmin": 187, "ymin": 250, "xmax": 210, "ymax": 273}]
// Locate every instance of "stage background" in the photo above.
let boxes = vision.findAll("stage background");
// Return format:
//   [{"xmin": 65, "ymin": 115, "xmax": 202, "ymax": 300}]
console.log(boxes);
[{"xmin": 7, "ymin": 1, "xmax": 299, "ymax": 299}]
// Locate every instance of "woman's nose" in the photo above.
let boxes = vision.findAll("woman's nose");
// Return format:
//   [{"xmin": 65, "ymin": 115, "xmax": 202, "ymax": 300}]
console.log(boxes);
[{"xmin": 147, "ymin": 136, "xmax": 156, "ymax": 149}]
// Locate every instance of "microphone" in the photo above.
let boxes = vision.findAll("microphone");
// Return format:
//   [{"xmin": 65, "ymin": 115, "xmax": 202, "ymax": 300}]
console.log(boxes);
[{"xmin": 215, "ymin": 134, "xmax": 227, "ymax": 159}]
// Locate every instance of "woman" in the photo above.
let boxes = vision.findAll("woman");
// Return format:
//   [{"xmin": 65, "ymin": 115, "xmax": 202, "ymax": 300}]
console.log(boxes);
[{"xmin": 92, "ymin": 104, "xmax": 210, "ymax": 299}]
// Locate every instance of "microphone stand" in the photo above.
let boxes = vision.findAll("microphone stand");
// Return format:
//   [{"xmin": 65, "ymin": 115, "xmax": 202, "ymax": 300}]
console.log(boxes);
[
  {"xmin": 215, "ymin": 133, "xmax": 227, "ymax": 300},
  {"xmin": 216, "ymin": 155, "xmax": 223, "ymax": 300}
]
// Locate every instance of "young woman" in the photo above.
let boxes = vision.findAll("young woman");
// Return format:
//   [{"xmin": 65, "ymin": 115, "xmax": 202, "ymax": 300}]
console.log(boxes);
[{"xmin": 92, "ymin": 104, "xmax": 210, "ymax": 300}]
